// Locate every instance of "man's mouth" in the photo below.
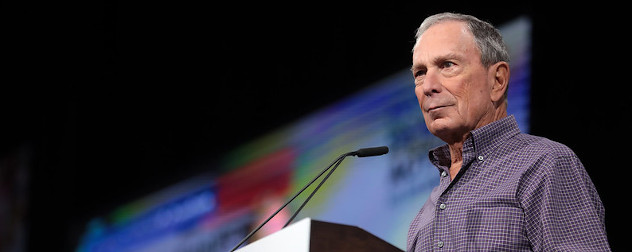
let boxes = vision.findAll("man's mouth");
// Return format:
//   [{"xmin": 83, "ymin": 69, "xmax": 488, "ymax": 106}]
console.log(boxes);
[{"xmin": 427, "ymin": 105, "xmax": 448, "ymax": 112}]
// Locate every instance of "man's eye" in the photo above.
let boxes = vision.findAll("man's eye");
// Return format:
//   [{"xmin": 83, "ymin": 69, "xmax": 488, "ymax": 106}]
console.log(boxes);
[
  {"xmin": 441, "ymin": 61, "xmax": 455, "ymax": 68},
  {"xmin": 414, "ymin": 70, "xmax": 426, "ymax": 77}
]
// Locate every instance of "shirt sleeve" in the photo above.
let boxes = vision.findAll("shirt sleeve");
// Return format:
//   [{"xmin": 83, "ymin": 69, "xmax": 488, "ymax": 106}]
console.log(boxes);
[{"xmin": 517, "ymin": 150, "xmax": 610, "ymax": 251}]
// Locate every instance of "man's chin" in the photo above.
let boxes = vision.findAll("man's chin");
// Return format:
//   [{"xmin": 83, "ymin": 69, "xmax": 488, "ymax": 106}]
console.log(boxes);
[
  {"xmin": 426, "ymin": 118, "xmax": 462, "ymax": 143},
  {"xmin": 427, "ymin": 117, "xmax": 452, "ymax": 132}
]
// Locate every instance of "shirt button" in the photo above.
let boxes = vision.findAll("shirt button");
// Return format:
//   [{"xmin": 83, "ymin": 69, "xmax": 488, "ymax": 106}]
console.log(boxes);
[
  {"xmin": 439, "ymin": 203, "xmax": 446, "ymax": 210},
  {"xmin": 437, "ymin": 241, "xmax": 444, "ymax": 248},
  {"xmin": 440, "ymin": 171, "xmax": 447, "ymax": 177},
  {"xmin": 477, "ymin": 155, "xmax": 484, "ymax": 161}
]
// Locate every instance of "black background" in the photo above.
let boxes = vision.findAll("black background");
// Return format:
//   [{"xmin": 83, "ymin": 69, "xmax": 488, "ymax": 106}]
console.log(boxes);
[{"xmin": 2, "ymin": 2, "xmax": 628, "ymax": 251}]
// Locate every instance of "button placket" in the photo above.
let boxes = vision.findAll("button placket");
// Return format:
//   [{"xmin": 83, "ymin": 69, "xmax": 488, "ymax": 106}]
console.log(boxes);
[
  {"xmin": 434, "ymin": 199, "xmax": 447, "ymax": 248},
  {"xmin": 435, "ymin": 168, "xmax": 451, "ymax": 250}
]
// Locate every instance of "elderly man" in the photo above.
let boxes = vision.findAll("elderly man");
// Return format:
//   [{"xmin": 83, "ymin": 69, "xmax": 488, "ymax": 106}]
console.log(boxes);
[{"xmin": 407, "ymin": 13, "xmax": 610, "ymax": 251}]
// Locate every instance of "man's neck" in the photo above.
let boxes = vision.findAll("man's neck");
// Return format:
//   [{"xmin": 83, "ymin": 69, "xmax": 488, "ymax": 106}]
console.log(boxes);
[
  {"xmin": 444, "ymin": 107, "xmax": 507, "ymax": 180},
  {"xmin": 447, "ymin": 140, "xmax": 464, "ymax": 180}
]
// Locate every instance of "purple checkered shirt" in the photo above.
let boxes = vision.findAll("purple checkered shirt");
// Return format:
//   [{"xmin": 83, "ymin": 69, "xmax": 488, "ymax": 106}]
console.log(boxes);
[{"xmin": 407, "ymin": 115, "xmax": 610, "ymax": 251}]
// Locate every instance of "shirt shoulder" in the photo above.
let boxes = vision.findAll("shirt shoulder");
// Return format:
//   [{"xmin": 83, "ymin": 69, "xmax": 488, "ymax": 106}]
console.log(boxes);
[
  {"xmin": 498, "ymin": 133, "xmax": 586, "ymax": 183},
  {"xmin": 510, "ymin": 133, "xmax": 578, "ymax": 160},
  {"xmin": 511, "ymin": 133, "xmax": 599, "ymax": 205}
]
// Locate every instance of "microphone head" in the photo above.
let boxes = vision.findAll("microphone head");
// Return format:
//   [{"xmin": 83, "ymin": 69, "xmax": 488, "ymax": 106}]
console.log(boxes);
[{"xmin": 353, "ymin": 146, "xmax": 389, "ymax": 157}]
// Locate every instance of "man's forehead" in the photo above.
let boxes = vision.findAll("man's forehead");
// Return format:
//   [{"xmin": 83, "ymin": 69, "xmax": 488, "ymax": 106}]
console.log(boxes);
[{"xmin": 413, "ymin": 21, "xmax": 477, "ymax": 64}]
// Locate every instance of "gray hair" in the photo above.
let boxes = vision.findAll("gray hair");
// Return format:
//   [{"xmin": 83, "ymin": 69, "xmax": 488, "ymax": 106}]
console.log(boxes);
[{"xmin": 413, "ymin": 12, "xmax": 510, "ymax": 68}]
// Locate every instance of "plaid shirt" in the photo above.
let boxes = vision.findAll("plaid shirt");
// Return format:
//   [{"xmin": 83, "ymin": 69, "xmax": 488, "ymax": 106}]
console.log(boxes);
[{"xmin": 407, "ymin": 115, "xmax": 610, "ymax": 251}]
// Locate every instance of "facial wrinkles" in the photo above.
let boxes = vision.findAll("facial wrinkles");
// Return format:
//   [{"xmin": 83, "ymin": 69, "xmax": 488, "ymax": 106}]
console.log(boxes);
[{"xmin": 454, "ymin": 62, "xmax": 488, "ymax": 128}]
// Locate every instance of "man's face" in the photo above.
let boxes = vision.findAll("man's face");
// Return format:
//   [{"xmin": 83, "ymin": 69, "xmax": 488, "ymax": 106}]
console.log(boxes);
[{"xmin": 411, "ymin": 21, "xmax": 495, "ymax": 143}]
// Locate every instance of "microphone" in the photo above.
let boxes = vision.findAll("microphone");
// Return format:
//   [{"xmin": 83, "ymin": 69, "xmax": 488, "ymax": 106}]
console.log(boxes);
[
  {"xmin": 229, "ymin": 146, "xmax": 389, "ymax": 251},
  {"xmin": 351, "ymin": 146, "xmax": 389, "ymax": 157}
]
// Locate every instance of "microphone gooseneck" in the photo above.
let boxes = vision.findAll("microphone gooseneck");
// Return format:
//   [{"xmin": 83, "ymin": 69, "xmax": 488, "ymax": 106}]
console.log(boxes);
[
  {"xmin": 282, "ymin": 153, "xmax": 350, "ymax": 228},
  {"xmin": 230, "ymin": 146, "xmax": 389, "ymax": 251}
]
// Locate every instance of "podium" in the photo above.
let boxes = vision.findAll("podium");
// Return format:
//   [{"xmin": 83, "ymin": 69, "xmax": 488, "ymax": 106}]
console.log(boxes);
[{"xmin": 235, "ymin": 218, "xmax": 403, "ymax": 252}]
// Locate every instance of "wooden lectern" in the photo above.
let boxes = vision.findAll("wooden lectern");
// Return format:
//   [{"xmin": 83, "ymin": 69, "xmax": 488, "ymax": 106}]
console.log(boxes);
[{"xmin": 235, "ymin": 218, "xmax": 403, "ymax": 252}]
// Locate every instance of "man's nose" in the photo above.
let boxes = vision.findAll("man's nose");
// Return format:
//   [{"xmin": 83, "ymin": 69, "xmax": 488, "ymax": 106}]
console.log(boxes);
[{"xmin": 422, "ymin": 69, "xmax": 442, "ymax": 97}]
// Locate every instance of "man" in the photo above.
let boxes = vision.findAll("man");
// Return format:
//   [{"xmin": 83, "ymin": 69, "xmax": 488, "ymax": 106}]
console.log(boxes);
[{"xmin": 407, "ymin": 13, "xmax": 610, "ymax": 251}]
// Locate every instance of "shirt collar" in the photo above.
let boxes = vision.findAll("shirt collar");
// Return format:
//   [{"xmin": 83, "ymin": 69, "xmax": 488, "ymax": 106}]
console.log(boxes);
[{"xmin": 429, "ymin": 115, "xmax": 521, "ymax": 172}]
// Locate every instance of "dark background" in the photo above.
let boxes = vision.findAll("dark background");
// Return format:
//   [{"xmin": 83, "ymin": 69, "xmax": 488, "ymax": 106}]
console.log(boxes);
[{"xmin": 2, "ymin": 2, "xmax": 628, "ymax": 251}]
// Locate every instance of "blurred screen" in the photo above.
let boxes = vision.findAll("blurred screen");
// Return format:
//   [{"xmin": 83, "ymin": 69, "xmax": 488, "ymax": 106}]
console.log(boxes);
[{"xmin": 76, "ymin": 16, "xmax": 531, "ymax": 252}]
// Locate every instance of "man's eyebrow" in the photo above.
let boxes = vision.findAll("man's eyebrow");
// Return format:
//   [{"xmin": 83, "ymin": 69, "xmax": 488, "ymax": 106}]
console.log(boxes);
[
  {"xmin": 411, "ymin": 52, "xmax": 465, "ymax": 73},
  {"xmin": 410, "ymin": 64, "xmax": 422, "ymax": 73},
  {"xmin": 432, "ymin": 52, "xmax": 463, "ymax": 64}
]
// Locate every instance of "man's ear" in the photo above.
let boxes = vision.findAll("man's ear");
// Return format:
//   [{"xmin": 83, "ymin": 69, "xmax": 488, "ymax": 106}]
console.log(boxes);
[{"xmin": 490, "ymin": 61, "xmax": 510, "ymax": 103}]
